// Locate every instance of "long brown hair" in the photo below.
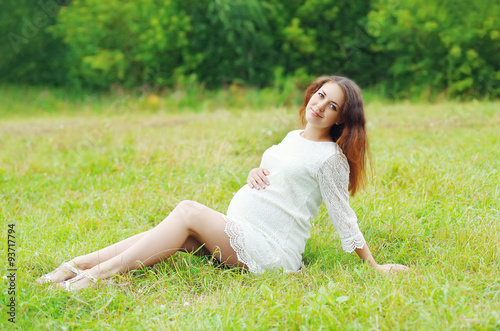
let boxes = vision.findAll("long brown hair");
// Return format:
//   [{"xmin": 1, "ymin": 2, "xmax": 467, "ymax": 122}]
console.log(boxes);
[{"xmin": 299, "ymin": 75, "xmax": 369, "ymax": 196}]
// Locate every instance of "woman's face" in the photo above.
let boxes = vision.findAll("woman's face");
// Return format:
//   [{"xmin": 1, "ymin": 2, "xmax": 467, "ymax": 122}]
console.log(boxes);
[{"xmin": 304, "ymin": 82, "xmax": 345, "ymax": 130}]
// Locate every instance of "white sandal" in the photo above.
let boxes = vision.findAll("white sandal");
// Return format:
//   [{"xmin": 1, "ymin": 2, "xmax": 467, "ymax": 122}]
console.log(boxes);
[
  {"xmin": 60, "ymin": 270, "xmax": 98, "ymax": 291},
  {"xmin": 38, "ymin": 262, "xmax": 82, "ymax": 284}
]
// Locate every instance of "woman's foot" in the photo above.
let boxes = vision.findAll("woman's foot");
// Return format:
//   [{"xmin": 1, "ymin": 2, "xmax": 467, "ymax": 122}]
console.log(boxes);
[
  {"xmin": 36, "ymin": 261, "xmax": 81, "ymax": 284},
  {"xmin": 57, "ymin": 270, "xmax": 98, "ymax": 290}
]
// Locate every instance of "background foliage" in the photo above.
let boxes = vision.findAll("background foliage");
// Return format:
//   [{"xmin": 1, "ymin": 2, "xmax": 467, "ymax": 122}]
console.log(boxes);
[{"xmin": 1, "ymin": 0, "xmax": 499, "ymax": 98}]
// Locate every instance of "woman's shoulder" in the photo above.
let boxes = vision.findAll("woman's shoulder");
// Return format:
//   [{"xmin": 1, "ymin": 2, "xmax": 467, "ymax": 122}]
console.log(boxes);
[
  {"xmin": 284, "ymin": 129, "xmax": 302, "ymax": 138},
  {"xmin": 277, "ymin": 129, "xmax": 301, "ymax": 144}
]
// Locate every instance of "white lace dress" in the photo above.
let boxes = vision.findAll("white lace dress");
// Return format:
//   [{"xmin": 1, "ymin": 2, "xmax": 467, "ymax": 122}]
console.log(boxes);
[{"xmin": 223, "ymin": 130, "xmax": 366, "ymax": 273}]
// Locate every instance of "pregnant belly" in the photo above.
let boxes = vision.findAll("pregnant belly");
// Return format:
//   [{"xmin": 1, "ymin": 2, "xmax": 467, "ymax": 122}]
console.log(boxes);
[
  {"xmin": 227, "ymin": 183, "xmax": 311, "ymax": 259},
  {"xmin": 228, "ymin": 184, "xmax": 279, "ymax": 219},
  {"xmin": 227, "ymin": 183, "xmax": 296, "ymax": 240}
]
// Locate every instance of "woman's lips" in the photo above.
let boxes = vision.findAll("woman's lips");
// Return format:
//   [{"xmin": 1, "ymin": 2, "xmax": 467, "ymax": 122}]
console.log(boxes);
[{"xmin": 311, "ymin": 109, "xmax": 322, "ymax": 118}]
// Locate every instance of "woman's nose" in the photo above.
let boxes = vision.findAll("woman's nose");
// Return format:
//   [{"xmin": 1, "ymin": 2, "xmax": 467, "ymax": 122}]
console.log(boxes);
[{"xmin": 316, "ymin": 100, "xmax": 328, "ymax": 111}]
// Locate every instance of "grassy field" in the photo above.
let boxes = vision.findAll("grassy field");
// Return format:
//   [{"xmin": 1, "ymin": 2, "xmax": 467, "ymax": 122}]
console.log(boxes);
[{"xmin": 0, "ymin": 89, "xmax": 499, "ymax": 330}]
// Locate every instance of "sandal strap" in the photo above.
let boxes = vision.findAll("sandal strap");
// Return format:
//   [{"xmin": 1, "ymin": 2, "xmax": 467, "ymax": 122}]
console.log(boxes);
[
  {"xmin": 39, "ymin": 274, "xmax": 53, "ymax": 283},
  {"xmin": 62, "ymin": 270, "xmax": 99, "ymax": 291},
  {"xmin": 38, "ymin": 261, "xmax": 81, "ymax": 284},
  {"xmin": 62, "ymin": 262, "xmax": 81, "ymax": 276},
  {"xmin": 81, "ymin": 270, "xmax": 98, "ymax": 283}
]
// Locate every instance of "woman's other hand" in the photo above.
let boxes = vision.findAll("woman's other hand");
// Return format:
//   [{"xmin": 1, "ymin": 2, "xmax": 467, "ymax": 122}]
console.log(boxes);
[
  {"xmin": 375, "ymin": 263, "xmax": 409, "ymax": 274},
  {"xmin": 247, "ymin": 168, "xmax": 270, "ymax": 190},
  {"xmin": 354, "ymin": 245, "xmax": 408, "ymax": 274}
]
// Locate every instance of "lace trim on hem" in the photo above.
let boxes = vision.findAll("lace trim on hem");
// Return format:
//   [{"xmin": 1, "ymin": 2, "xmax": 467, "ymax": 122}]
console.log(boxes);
[
  {"xmin": 341, "ymin": 235, "xmax": 366, "ymax": 253},
  {"xmin": 222, "ymin": 215, "xmax": 263, "ymax": 274}
]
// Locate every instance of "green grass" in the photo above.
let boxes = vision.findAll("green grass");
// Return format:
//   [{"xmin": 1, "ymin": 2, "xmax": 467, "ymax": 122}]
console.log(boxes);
[{"xmin": 0, "ymin": 89, "xmax": 499, "ymax": 330}]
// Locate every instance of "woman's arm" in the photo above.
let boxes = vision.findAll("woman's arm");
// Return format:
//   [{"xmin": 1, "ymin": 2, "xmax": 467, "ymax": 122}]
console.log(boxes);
[
  {"xmin": 355, "ymin": 244, "xmax": 409, "ymax": 273},
  {"xmin": 317, "ymin": 155, "xmax": 409, "ymax": 273}
]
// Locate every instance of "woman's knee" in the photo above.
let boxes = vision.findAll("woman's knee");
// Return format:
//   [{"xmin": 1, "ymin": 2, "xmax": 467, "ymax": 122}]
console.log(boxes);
[{"xmin": 174, "ymin": 200, "xmax": 204, "ymax": 223}]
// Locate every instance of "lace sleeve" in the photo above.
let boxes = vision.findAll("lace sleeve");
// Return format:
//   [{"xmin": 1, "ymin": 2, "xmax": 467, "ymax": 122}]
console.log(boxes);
[{"xmin": 318, "ymin": 153, "xmax": 366, "ymax": 253}]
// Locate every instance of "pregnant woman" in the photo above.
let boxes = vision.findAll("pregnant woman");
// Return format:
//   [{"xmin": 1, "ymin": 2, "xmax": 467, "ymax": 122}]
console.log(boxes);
[{"xmin": 37, "ymin": 75, "xmax": 409, "ymax": 290}]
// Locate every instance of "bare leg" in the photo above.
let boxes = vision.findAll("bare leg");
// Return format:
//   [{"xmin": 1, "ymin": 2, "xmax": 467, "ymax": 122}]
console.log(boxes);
[
  {"xmin": 72, "ymin": 230, "xmax": 154, "ymax": 269},
  {"xmin": 178, "ymin": 236, "xmax": 211, "ymax": 256},
  {"xmin": 36, "ymin": 230, "xmax": 152, "ymax": 284},
  {"xmin": 59, "ymin": 200, "xmax": 243, "ymax": 289},
  {"xmin": 64, "ymin": 236, "xmax": 207, "ymax": 272},
  {"xmin": 72, "ymin": 232, "xmax": 211, "ymax": 269},
  {"xmin": 40, "ymin": 231, "xmax": 211, "ymax": 284}
]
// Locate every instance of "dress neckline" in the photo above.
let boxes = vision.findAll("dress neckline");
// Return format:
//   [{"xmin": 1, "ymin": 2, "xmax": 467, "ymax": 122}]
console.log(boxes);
[{"xmin": 297, "ymin": 130, "xmax": 334, "ymax": 143}]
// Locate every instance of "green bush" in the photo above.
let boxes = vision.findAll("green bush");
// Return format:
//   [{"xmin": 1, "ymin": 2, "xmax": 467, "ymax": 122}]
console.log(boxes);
[
  {"xmin": 278, "ymin": 0, "xmax": 375, "ymax": 84},
  {"xmin": 367, "ymin": 0, "xmax": 500, "ymax": 99},
  {"xmin": 47, "ymin": 0, "xmax": 373, "ymax": 90},
  {"xmin": 0, "ymin": 0, "xmax": 68, "ymax": 86},
  {"xmin": 182, "ymin": 0, "xmax": 279, "ymax": 87},
  {"xmin": 49, "ymin": 0, "xmax": 191, "ymax": 90},
  {"xmin": 1, "ymin": 0, "xmax": 498, "ymax": 99}
]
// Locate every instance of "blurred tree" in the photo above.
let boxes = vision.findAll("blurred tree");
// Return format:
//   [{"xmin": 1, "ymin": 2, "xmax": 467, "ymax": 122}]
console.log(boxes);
[
  {"xmin": 182, "ymin": 0, "xmax": 278, "ymax": 87},
  {"xmin": 50, "ymin": 0, "xmax": 191, "ymax": 89},
  {"xmin": 1, "ymin": 0, "xmax": 497, "ymax": 98},
  {"xmin": 278, "ymin": 0, "xmax": 374, "ymax": 85},
  {"xmin": 0, "ymin": 0, "xmax": 69, "ymax": 86},
  {"xmin": 367, "ymin": 0, "xmax": 500, "ymax": 98}
]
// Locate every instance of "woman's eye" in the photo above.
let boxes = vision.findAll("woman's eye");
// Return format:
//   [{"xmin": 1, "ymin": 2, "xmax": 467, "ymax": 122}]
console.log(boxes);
[
  {"xmin": 318, "ymin": 92, "xmax": 324, "ymax": 98},
  {"xmin": 330, "ymin": 104, "xmax": 337, "ymax": 111}
]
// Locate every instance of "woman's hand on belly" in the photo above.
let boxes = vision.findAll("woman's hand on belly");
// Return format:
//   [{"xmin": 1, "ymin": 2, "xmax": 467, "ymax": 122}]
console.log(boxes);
[{"xmin": 247, "ymin": 168, "xmax": 271, "ymax": 190}]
